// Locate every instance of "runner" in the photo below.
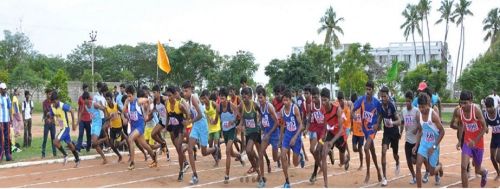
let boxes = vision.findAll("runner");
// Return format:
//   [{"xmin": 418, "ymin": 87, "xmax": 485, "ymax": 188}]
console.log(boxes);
[
  {"xmin": 228, "ymin": 85, "xmax": 243, "ymax": 155},
  {"xmin": 273, "ymin": 84, "xmax": 286, "ymax": 168},
  {"xmin": 50, "ymin": 91, "xmax": 80, "ymax": 167},
  {"xmin": 307, "ymin": 86, "xmax": 326, "ymax": 184},
  {"xmin": 84, "ymin": 91, "xmax": 109, "ymax": 164},
  {"xmin": 76, "ymin": 84, "xmax": 92, "ymax": 153},
  {"xmin": 164, "ymin": 86, "xmax": 191, "ymax": 181},
  {"xmin": 377, "ymin": 86, "xmax": 401, "ymax": 186},
  {"xmin": 351, "ymin": 81, "xmax": 383, "ymax": 184},
  {"xmin": 401, "ymin": 91, "xmax": 419, "ymax": 184},
  {"xmin": 336, "ymin": 91, "xmax": 352, "ymax": 170},
  {"xmin": 217, "ymin": 87, "xmax": 244, "ymax": 184},
  {"xmin": 320, "ymin": 88, "xmax": 345, "ymax": 188},
  {"xmin": 151, "ymin": 85, "xmax": 170, "ymax": 161},
  {"xmin": 279, "ymin": 88, "xmax": 305, "ymax": 188},
  {"xmin": 256, "ymin": 86, "xmax": 280, "ymax": 187},
  {"xmin": 350, "ymin": 93, "xmax": 364, "ymax": 170},
  {"xmin": 484, "ymin": 97, "xmax": 500, "ymax": 181},
  {"xmin": 0, "ymin": 83, "xmax": 13, "ymax": 161},
  {"xmin": 182, "ymin": 80, "xmax": 219, "ymax": 185},
  {"xmin": 457, "ymin": 91, "xmax": 488, "ymax": 188},
  {"xmin": 122, "ymin": 85, "xmax": 157, "ymax": 170},
  {"xmin": 413, "ymin": 93, "xmax": 444, "ymax": 188},
  {"xmin": 200, "ymin": 90, "xmax": 222, "ymax": 167},
  {"xmin": 104, "ymin": 92, "xmax": 123, "ymax": 162}
]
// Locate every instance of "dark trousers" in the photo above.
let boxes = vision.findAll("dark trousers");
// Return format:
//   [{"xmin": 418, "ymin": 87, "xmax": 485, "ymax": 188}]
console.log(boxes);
[
  {"xmin": 23, "ymin": 118, "xmax": 32, "ymax": 147},
  {"xmin": 0, "ymin": 122, "xmax": 12, "ymax": 161},
  {"xmin": 76, "ymin": 121, "xmax": 91, "ymax": 152},
  {"xmin": 42, "ymin": 123, "xmax": 57, "ymax": 157}
]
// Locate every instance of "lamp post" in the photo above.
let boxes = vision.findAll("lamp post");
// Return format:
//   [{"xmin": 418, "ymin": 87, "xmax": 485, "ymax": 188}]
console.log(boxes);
[{"xmin": 89, "ymin": 30, "xmax": 97, "ymax": 93}]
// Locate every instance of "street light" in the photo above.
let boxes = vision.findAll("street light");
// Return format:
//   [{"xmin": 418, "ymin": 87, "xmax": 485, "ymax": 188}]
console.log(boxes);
[{"xmin": 89, "ymin": 30, "xmax": 97, "ymax": 93}]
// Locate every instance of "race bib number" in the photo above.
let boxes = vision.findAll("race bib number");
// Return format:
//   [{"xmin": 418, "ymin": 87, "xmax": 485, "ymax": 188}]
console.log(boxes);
[
  {"xmin": 169, "ymin": 117, "xmax": 180, "ymax": 125},
  {"xmin": 262, "ymin": 116, "xmax": 270, "ymax": 128},
  {"xmin": 425, "ymin": 132, "xmax": 435, "ymax": 142},
  {"xmin": 56, "ymin": 118, "xmax": 65, "ymax": 128},
  {"xmin": 312, "ymin": 112, "xmax": 324, "ymax": 124},
  {"xmin": 326, "ymin": 124, "xmax": 335, "ymax": 131},
  {"xmin": 465, "ymin": 123, "xmax": 479, "ymax": 132},
  {"xmin": 286, "ymin": 119, "xmax": 297, "ymax": 131},
  {"xmin": 245, "ymin": 119, "xmax": 256, "ymax": 128},
  {"xmin": 492, "ymin": 125, "xmax": 500, "ymax": 134},
  {"xmin": 404, "ymin": 115, "xmax": 414, "ymax": 127},
  {"xmin": 129, "ymin": 111, "xmax": 139, "ymax": 121},
  {"xmin": 222, "ymin": 121, "xmax": 231, "ymax": 129},
  {"xmin": 384, "ymin": 118, "xmax": 393, "ymax": 128},
  {"xmin": 363, "ymin": 111, "xmax": 374, "ymax": 124}
]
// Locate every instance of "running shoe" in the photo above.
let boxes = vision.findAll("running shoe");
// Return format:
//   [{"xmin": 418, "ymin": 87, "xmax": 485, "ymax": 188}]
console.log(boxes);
[
  {"xmin": 395, "ymin": 164, "xmax": 400, "ymax": 176},
  {"xmin": 381, "ymin": 177, "xmax": 388, "ymax": 186},
  {"xmin": 283, "ymin": 182, "xmax": 291, "ymax": 188},
  {"xmin": 299, "ymin": 153, "xmax": 305, "ymax": 168},
  {"xmin": 481, "ymin": 170, "xmax": 488, "ymax": 188},
  {"xmin": 224, "ymin": 175, "xmax": 229, "ymax": 184},
  {"xmin": 62, "ymin": 155, "xmax": 68, "ymax": 166},
  {"xmin": 409, "ymin": 177, "xmax": 416, "ymax": 184},
  {"xmin": 177, "ymin": 172, "xmax": 184, "ymax": 182},
  {"xmin": 182, "ymin": 161, "xmax": 190, "ymax": 173},
  {"xmin": 190, "ymin": 175, "xmax": 199, "ymax": 185},
  {"xmin": 435, "ymin": 175, "xmax": 441, "ymax": 186},
  {"xmin": 422, "ymin": 172, "xmax": 429, "ymax": 183}
]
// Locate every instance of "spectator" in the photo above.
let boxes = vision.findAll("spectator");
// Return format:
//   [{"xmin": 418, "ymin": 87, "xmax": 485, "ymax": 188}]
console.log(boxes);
[
  {"xmin": 0, "ymin": 82, "xmax": 13, "ymax": 161},
  {"xmin": 22, "ymin": 90, "xmax": 34, "ymax": 148},
  {"xmin": 41, "ymin": 88, "xmax": 57, "ymax": 158},
  {"xmin": 488, "ymin": 90, "xmax": 500, "ymax": 108}
]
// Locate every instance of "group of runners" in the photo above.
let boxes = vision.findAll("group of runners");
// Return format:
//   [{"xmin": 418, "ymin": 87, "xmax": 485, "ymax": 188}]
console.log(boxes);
[{"xmin": 31, "ymin": 77, "xmax": 500, "ymax": 188}]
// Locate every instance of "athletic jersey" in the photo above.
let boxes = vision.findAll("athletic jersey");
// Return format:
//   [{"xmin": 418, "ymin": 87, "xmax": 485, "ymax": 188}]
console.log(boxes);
[
  {"xmin": 220, "ymin": 102, "xmax": 236, "ymax": 131},
  {"xmin": 242, "ymin": 101, "xmax": 259, "ymax": 134},
  {"xmin": 145, "ymin": 98, "xmax": 156, "ymax": 128},
  {"xmin": 154, "ymin": 97, "xmax": 167, "ymax": 126},
  {"xmin": 88, "ymin": 103, "xmax": 102, "ymax": 128},
  {"xmin": 402, "ymin": 107, "xmax": 419, "ymax": 144},
  {"xmin": 167, "ymin": 99, "xmax": 184, "ymax": 127},
  {"xmin": 296, "ymin": 96, "xmax": 305, "ymax": 116},
  {"xmin": 260, "ymin": 102, "xmax": 279, "ymax": 139},
  {"xmin": 51, "ymin": 102, "xmax": 71, "ymax": 128},
  {"xmin": 105, "ymin": 103, "xmax": 122, "ymax": 129},
  {"xmin": 353, "ymin": 96, "xmax": 382, "ymax": 131},
  {"xmin": 303, "ymin": 96, "xmax": 312, "ymax": 116},
  {"xmin": 352, "ymin": 109, "xmax": 363, "ymax": 136},
  {"xmin": 325, "ymin": 102, "xmax": 343, "ymax": 136},
  {"xmin": 206, "ymin": 101, "xmax": 220, "ymax": 133},
  {"xmin": 283, "ymin": 104, "xmax": 300, "ymax": 138},
  {"xmin": 272, "ymin": 98, "xmax": 284, "ymax": 127},
  {"xmin": 309, "ymin": 100, "xmax": 326, "ymax": 134},
  {"xmin": 419, "ymin": 109, "xmax": 439, "ymax": 148},
  {"xmin": 484, "ymin": 108, "xmax": 500, "ymax": 138},
  {"xmin": 188, "ymin": 94, "xmax": 207, "ymax": 128},
  {"xmin": 128, "ymin": 98, "xmax": 145, "ymax": 129},
  {"xmin": 460, "ymin": 104, "xmax": 484, "ymax": 149},
  {"xmin": 339, "ymin": 101, "xmax": 352, "ymax": 131},
  {"xmin": 380, "ymin": 102, "xmax": 399, "ymax": 135}
]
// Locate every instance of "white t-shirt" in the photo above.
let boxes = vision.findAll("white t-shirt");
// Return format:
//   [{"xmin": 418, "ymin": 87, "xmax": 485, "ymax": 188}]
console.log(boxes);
[
  {"xmin": 22, "ymin": 100, "xmax": 34, "ymax": 120},
  {"xmin": 93, "ymin": 93, "xmax": 107, "ymax": 119},
  {"xmin": 402, "ymin": 107, "xmax": 419, "ymax": 144}
]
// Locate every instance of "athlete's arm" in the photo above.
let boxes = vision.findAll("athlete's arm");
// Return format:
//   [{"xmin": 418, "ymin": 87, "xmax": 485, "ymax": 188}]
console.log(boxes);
[
  {"xmin": 450, "ymin": 107, "xmax": 459, "ymax": 130},
  {"xmin": 413, "ymin": 113, "xmax": 422, "ymax": 154},
  {"xmin": 472, "ymin": 105, "xmax": 488, "ymax": 146},
  {"xmin": 432, "ymin": 110, "xmax": 445, "ymax": 146},
  {"xmin": 191, "ymin": 97, "xmax": 202, "ymax": 122},
  {"xmin": 328, "ymin": 105, "xmax": 344, "ymax": 146},
  {"xmin": 399, "ymin": 112, "xmax": 405, "ymax": 136},
  {"xmin": 291, "ymin": 104, "xmax": 303, "ymax": 145},
  {"xmin": 267, "ymin": 103, "xmax": 279, "ymax": 136},
  {"xmin": 212, "ymin": 101, "xmax": 219, "ymax": 124}
]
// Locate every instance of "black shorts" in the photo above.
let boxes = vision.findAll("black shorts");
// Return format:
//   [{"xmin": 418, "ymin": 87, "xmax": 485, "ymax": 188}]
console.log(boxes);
[
  {"xmin": 326, "ymin": 132, "xmax": 346, "ymax": 153},
  {"xmin": 352, "ymin": 135, "xmax": 365, "ymax": 149},
  {"xmin": 246, "ymin": 132, "xmax": 261, "ymax": 145},
  {"xmin": 158, "ymin": 120, "xmax": 166, "ymax": 128},
  {"xmin": 405, "ymin": 142, "xmax": 417, "ymax": 165},
  {"xmin": 168, "ymin": 125, "xmax": 184, "ymax": 139},
  {"xmin": 110, "ymin": 128, "xmax": 124, "ymax": 141},
  {"xmin": 382, "ymin": 132, "xmax": 400, "ymax": 149}
]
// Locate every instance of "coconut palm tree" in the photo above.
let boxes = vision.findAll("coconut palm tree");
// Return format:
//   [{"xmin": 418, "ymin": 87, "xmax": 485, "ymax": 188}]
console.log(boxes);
[
  {"xmin": 483, "ymin": 8, "xmax": 500, "ymax": 50},
  {"xmin": 318, "ymin": 6, "xmax": 344, "ymax": 49},
  {"xmin": 435, "ymin": 0, "xmax": 455, "ymax": 61},
  {"xmin": 452, "ymin": 0, "xmax": 473, "ymax": 83},
  {"xmin": 418, "ymin": 0, "xmax": 432, "ymax": 62},
  {"xmin": 401, "ymin": 4, "xmax": 422, "ymax": 65}
]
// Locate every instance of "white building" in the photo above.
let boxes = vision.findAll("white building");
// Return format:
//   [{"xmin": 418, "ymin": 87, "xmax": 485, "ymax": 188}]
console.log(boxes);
[{"xmin": 369, "ymin": 41, "xmax": 454, "ymax": 90}]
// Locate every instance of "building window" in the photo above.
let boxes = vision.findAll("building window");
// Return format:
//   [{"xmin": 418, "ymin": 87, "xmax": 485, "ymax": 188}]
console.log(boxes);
[
  {"xmin": 391, "ymin": 55, "xmax": 398, "ymax": 61},
  {"xmin": 404, "ymin": 55, "xmax": 411, "ymax": 63}
]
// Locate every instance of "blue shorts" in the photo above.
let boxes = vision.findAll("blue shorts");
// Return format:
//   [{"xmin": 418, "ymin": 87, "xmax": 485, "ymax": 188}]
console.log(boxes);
[
  {"xmin": 190, "ymin": 120, "xmax": 208, "ymax": 147},
  {"xmin": 417, "ymin": 143, "xmax": 440, "ymax": 168},
  {"xmin": 262, "ymin": 134, "xmax": 279, "ymax": 150},
  {"xmin": 282, "ymin": 133, "xmax": 302, "ymax": 155},
  {"xmin": 308, "ymin": 131, "xmax": 318, "ymax": 139},
  {"xmin": 352, "ymin": 135, "xmax": 365, "ymax": 147},
  {"xmin": 91, "ymin": 123, "xmax": 102, "ymax": 136},
  {"xmin": 57, "ymin": 127, "xmax": 72, "ymax": 144},
  {"xmin": 131, "ymin": 124, "xmax": 145, "ymax": 136}
]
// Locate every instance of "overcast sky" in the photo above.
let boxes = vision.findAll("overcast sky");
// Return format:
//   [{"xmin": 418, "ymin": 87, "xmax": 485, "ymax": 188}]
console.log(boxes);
[{"xmin": 1, "ymin": 0, "xmax": 498, "ymax": 84}]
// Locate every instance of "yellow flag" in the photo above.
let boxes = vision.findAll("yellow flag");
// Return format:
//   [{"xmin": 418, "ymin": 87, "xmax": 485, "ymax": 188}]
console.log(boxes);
[{"xmin": 157, "ymin": 41, "xmax": 171, "ymax": 74}]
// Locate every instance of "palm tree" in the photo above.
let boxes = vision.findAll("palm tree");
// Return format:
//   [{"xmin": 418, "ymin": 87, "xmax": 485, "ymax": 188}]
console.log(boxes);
[
  {"xmin": 418, "ymin": 0, "xmax": 432, "ymax": 62},
  {"xmin": 435, "ymin": 0, "xmax": 455, "ymax": 62},
  {"xmin": 452, "ymin": 0, "xmax": 473, "ymax": 83},
  {"xmin": 483, "ymin": 8, "xmax": 500, "ymax": 50},
  {"xmin": 401, "ymin": 4, "xmax": 422, "ymax": 66},
  {"xmin": 318, "ymin": 6, "xmax": 344, "ymax": 49}
]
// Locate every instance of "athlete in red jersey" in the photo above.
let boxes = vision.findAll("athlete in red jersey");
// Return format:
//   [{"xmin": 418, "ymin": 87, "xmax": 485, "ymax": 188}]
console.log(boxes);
[{"xmin": 307, "ymin": 87, "xmax": 326, "ymax": 184}]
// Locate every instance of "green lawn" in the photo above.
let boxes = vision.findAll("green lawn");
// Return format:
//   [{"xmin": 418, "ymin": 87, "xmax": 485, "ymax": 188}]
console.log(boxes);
[
  {"xmin": 441, "ymin": 112, "xmax": 453, "ymax": 124},
  {"xmin": 3, "ymin": 137, "xmax": 96, "ymax": 164}
]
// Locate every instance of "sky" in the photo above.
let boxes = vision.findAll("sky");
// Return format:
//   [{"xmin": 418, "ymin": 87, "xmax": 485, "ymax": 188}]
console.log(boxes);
[{"xmin": 1, "ymin": 0, "xmax": 498, "ymax": 85}]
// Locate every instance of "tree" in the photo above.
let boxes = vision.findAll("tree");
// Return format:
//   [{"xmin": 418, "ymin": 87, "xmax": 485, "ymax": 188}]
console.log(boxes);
[
  {"xmin": 435, "ymin": 0, "xmax": 455, "ymax": 64},
  {"xmin": 402, "ymin": 61, "xmax": 447, "ymax": 97},
  {"xmin": 339, "ymin": 69, "xmax": 368, "ymax": 96},
  {"xmin": 81, "ymin": 69, "xmax": 103, "ymax": 91},
  {"xmin": 0, "ymin": 70, "xmax": 9, "ymax": 84},
  {"xmin": 452, "ymin": 0, "xmax": 473, "ymax": 84},
  {"xmin": 418, "ymin": 0, "xmax": 432, "ymax": 63},
  {"xmin": 483, "ymin": 8, "xmax": 500, "ymax": 50},
  {"xmin": 47, "ymin": 69, "xmax": 71, "ymax": 103},
  {"xmin": 335, "ymin": 43, "xmax": 376, "ymax": 95},
  {"xmin": 401, "ymin": 4, "xmax": 422, "ymax": 65},
  {"xmin": 120, "ymin": 70, "xmax": 135, "ymax": 84},
  {"xmin": 9, "ymin": 63, "xmax": 45, "ymax": 90},
  {"xmin": 459, "ymin": 37, "xmax": 500, "ymax": 100},
  {"xmin": 209, "ymin": 50, "xmax": 259, "ymax": 89},
  {"xmin": 416, "ymin": 3, "xmax": 427, "ymax": 63},
  {"xmin": 0, "ymin": 30, "xmax": 33, "ymax": 71},
  {"xmin": 318, "ymin": 6, "xmax": 344, "ymax": 48}
]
